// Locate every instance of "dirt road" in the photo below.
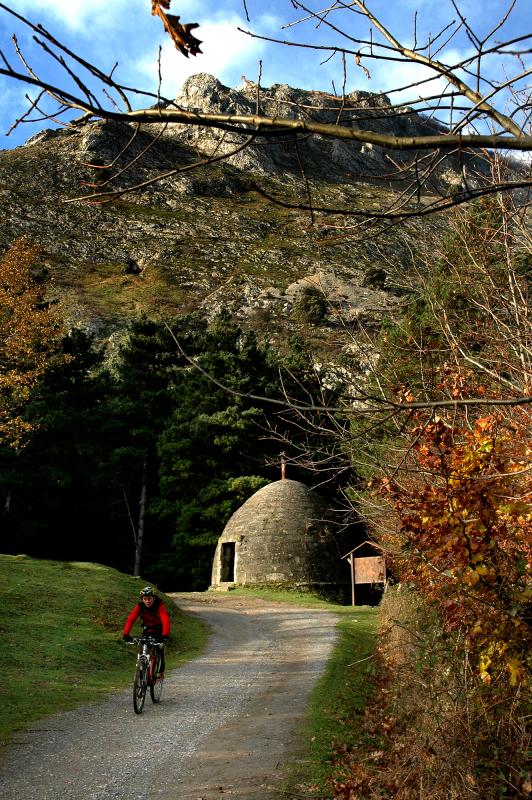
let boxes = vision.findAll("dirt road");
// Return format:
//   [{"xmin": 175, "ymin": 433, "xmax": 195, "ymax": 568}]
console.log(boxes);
[{"xmin": 0, "ymin": 593, "xmax": 338, "ymax": 800}]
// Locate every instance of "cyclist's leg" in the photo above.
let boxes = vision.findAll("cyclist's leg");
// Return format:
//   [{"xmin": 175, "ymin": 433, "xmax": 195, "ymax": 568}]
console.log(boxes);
[
  {"xmin": 159, "ymin": 644, "xmax": 165, "ymax": 675},
  {"xmin": 148, "ymin": 648, "xmax": 157, "ymax": 684}
]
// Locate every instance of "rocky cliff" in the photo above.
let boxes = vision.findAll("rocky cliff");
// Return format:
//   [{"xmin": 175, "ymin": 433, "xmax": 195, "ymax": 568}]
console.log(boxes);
[{"xmin": 0, "ymin": 73, "xmax": 450, "ymax": 354}]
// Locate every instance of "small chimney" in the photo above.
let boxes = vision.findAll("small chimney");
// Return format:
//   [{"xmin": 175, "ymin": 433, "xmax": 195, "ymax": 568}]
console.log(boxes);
[{"xmin": 281, "ymin": 452, "xmax": 286, "ymax": 480}]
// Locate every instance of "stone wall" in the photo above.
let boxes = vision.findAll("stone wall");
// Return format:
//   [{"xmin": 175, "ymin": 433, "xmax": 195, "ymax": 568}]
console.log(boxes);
[{"xmin": 211, "ymin": 479, "xmax": 350, "ymax": 593}]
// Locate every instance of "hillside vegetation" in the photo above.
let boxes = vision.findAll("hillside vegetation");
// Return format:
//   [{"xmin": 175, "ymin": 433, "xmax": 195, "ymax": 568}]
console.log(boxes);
[
  {"xmin": 0, "ymin": 75, "xmax": 443, "ymax": 349},
  {"xmin": 0, "ymin": 554, "xmax": 207, "ymax": 743}
]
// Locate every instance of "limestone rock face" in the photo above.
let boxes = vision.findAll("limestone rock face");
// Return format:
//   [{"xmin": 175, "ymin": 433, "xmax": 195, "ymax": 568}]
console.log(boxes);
[
  {"xmin": 0, "ymin": 73, "xmax": 465, "ymax": 347},
  {"xmin": 211, "ymin": 479, "xmax": 348, "ymax": 590},
  {"xmin": 169, "ymin": 73, "xmax": 448, "ymax": 178}
]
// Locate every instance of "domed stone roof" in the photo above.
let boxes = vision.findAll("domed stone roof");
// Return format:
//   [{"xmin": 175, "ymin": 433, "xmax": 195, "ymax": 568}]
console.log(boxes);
[{"xmin": 210, "ymin": 479, "xmax": 346, "ymax": 589}]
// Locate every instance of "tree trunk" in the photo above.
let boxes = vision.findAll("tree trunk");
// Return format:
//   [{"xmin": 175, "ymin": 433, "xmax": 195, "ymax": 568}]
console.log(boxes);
[{"xmin": 133, "ymin": 461, "xmax": 147, "ymax": 577}]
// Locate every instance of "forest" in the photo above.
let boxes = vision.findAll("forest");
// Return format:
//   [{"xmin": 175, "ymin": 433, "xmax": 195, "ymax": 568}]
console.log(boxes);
[{"xmin": 0, "ymin": 246, "xmax": 349, "ymax": 589}]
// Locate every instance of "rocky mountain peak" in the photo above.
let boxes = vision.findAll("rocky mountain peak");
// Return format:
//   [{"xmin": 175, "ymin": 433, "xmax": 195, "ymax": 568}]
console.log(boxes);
[
  {"xmin": 0, "ymin": 74, "xmax": 446, "ymax": 348},
  {"xmin": 176, "ymin": 73, "xmax": 399, "ymax": 124},
  {"xmin": 166, "ymin": 73, "xmax": 452, "ymax": 180}
]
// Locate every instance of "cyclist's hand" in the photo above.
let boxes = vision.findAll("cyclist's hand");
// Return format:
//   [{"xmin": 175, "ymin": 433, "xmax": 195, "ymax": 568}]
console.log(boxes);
[{"xmin": 123, "ymin": 634, "xmax": 132, "ymax": 642}]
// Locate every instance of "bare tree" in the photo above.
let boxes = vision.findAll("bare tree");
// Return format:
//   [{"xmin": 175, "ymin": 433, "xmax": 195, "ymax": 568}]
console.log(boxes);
[{"xmin": 0, "ymin": 0, "xmax": 530, "ymax": 229}]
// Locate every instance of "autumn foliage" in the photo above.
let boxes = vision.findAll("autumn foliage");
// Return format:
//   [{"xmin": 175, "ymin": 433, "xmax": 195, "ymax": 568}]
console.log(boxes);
[
  {"xmin": 0, "ymin": 239, "xmax": 64, "ymax": 448},
  {"xmin": 336, "ymin": 195, "xmax": 530, "ymax": 796},
  {"xmin": 378, "ymin": 410, "xmax": 531, "ymax": 685}
]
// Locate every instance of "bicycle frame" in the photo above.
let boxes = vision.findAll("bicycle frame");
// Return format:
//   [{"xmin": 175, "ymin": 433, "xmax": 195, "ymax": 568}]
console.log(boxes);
[
  {"xmin": 132, "ymin": 636, "xmax": 162, "ymax": 677},
  {"xmin": 127, "ymin": 636, "xmax": 164, "ymax": 713}
]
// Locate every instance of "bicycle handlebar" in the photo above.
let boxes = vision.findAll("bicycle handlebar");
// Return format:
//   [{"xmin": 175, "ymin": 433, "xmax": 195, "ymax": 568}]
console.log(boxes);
[{"xmin": 126, "ymin": 636, "xmax": 164, "ymax": 647}]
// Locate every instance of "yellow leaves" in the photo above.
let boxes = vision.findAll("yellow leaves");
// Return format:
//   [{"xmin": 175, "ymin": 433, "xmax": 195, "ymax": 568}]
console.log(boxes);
[
  {"xmin": 479, "ymin": 649, "xmax": 493, "ymax": 683},
  {"xmin": 375, "ymin": 403, "xmax": 531, "ymax": 686},
  {"xmin": 507, "ymin": 657, "xmax": 524, "ymax": 686},
  {"xmin": 0, "ymin": 239, "xmax": 64, "ymax": 449},
  {"xmin": 498, "ymin": 500, "xmax": 531, "ymax": 518},
  {"xmin": 151, "ymin": 1, "xmax": 202, "ymax": 58},
  {"xmin": 463, "ymin": 569, "xmax": 480, "ymax": 586},
  {"xmin": 479, "ymin": 629, "xmax": 526, "ymax": 683},
  {"xmin": 478, "ymin": 638, "xmax": 527, "ymax": 687},
  {"xmin": 473, "ymin": 563, "xmax": 498, "ymax": 585}
]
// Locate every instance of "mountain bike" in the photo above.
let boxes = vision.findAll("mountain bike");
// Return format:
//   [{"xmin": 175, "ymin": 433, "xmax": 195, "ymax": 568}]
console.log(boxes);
[{"xmin": 127, "ymin": 636, "xmax": 164, "ymax": 714}]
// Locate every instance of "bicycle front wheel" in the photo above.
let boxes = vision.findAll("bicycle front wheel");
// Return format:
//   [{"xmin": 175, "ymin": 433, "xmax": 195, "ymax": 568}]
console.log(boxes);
[{"xmin": 133, "ymin": 663, "xmax": 147, "ymax": 714}]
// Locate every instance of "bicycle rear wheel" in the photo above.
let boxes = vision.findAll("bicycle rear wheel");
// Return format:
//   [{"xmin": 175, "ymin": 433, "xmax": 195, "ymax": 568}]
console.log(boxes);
[
  {"xmin": 150, "ymin": 673, "xmax": 164, "ymax": 703},
  {"xmin": 133, "ymin": 663, "xmax": 147, "ymax": 714}
]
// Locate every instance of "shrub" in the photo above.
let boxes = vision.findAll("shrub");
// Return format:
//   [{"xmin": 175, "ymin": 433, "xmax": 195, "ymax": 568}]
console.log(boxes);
[
  {"xmin": 338, "ymin": 585, "xmax": 530, "ymax": 799},
  {"xmin": 294, "ymin": 285, "xmax": 328, "ymax": 325}
]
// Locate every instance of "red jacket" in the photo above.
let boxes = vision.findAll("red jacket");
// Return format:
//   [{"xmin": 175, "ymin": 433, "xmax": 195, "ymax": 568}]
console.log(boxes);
[{"xmin": 123, "ymin": 597, "xmax": 171, "ymax": 638}]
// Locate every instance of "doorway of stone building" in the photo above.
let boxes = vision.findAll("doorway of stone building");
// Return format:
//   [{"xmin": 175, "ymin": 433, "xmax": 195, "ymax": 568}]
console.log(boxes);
[{"xmin": 220, "ymin": 542, "xmax": 236, "ymax": 582}]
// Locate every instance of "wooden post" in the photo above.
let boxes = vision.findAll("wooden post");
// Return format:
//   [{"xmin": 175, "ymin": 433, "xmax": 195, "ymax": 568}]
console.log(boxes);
[
  {"xmin": 348, "ymin": 553, "xmax": 356, "ymax": 606},
  {"xmin": 281, "ymin": 451, "xmax": 286, "ymax": 480}
]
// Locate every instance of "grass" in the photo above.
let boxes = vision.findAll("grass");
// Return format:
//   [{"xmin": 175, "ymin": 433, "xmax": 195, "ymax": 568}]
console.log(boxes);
[
  {"xmin": 0, "ymin": 554, "xmax": 208, "ymax": 743},
  {"xmin": 229, "ymin": 586, "xmax": 380, "ymax": 797},
  {"xmin": 230, "ymin": 585, "xmax": 350, "ymax": 608},
  {"xmin": 287, "ymin": 608, "xmax": 379, "ymax": 797}
]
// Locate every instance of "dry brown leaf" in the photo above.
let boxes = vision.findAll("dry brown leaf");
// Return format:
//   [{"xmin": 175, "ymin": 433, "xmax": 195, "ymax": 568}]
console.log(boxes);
[
  {"xmin": 355, "ymin": 51, "xmax": 371, "ymax": 80},
  {"xmin": 151, "ymin": 1, "xmax": 202, "ymax": 58}
]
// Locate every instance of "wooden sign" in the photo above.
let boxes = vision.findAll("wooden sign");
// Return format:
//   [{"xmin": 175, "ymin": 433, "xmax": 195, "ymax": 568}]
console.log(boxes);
[
  {"xmin": 342, "ymin": 544, "xmax": 386, "ymax": 605},
  {"xmin": 353, "ymin": 555, "xmax": 386, "ymax": 585}
]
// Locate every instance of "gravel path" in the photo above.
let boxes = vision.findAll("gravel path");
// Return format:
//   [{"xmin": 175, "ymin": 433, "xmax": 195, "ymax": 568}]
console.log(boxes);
[{"xmin": 0, "ymin": 593, "xmax": 339, "ymax": 800}]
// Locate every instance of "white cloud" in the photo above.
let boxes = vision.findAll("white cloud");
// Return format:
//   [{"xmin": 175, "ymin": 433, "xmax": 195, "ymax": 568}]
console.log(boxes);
[
  {"xmin": 0, "ymin": 79, "xmax": 48, "ymax": 146},
  {"xmin": 367, "ymin": 47, "xmax": 475, "ymax": 105},
  {"xmin": 133, "ymin": 13, "xmax": 268, "ymax": 98},
  {"xmin": 0, "ymin": 80, "xmax": 23, "ymax": 128}
]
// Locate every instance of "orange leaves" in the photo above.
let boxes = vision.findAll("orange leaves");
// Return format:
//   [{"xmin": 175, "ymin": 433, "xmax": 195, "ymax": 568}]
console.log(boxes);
[
  {"xmin": 375, "ymin": 408, "xmax": 531, "ymax": 684},
  {"xmin": 151, "ymin": 1, "xmax": 202, "ymax": 58},
  {"xmin": 354, "ymin": 51, "xmax": 371, "ymax": 80},
  {"xmin": 0, "ymin": 239, "xmax": 64, "ymax": 449}
]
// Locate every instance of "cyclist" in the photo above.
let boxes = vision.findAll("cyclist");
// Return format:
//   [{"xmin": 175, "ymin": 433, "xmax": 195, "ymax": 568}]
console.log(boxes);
[{"xmin": 122, "ymin": 586, "xmax": 170, "ymax": 677}]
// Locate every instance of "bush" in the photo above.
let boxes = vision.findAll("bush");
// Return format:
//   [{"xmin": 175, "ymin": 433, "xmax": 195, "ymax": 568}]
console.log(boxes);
[
  {"xmin": 361, "ymin": 586, "xmax": 530, "ymax": 799},
  {"xmin": 294, "ymin": 286, "xmax": 328, "ymax": 325}
]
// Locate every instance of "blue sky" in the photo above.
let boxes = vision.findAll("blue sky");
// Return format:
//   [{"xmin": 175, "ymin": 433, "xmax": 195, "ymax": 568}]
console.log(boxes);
[{"xmin": 0, "ymin": 0, "xmax": 530, "ymax": 148}]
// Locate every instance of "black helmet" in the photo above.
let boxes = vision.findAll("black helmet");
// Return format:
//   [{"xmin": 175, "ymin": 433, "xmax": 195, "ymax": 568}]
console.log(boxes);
[{"xmin": 140, "ymin": 586, "xmax": 156, "ymax": 597}]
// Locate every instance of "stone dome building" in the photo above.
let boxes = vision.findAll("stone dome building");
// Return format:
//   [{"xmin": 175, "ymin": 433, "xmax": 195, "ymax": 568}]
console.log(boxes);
[{"xmin": 210, "ymin": 479, "xmax": 349, "ymax": 594}]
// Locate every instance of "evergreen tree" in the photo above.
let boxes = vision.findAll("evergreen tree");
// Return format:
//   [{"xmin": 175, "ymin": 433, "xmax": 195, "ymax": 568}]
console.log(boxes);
[
  {"xmin": 0, "ymin": 330, "xmax": 120, "ymax": 562},
  {"xmin": 106, "ymin": 315, "xmax": 180, "ymax": 576},
  {"xmin": 152, "ymin": 311, "xmax": 277, "ymax": 588}
]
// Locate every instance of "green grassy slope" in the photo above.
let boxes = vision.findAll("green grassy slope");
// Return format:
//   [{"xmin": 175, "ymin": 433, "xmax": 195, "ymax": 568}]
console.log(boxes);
[
  {"xmin": 293, "ymin": 609, "xmax": 378, "ymax": 795},
  {"xmin": 0, "ymin": 554, "xmax": 208, "ymax": 742}
]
